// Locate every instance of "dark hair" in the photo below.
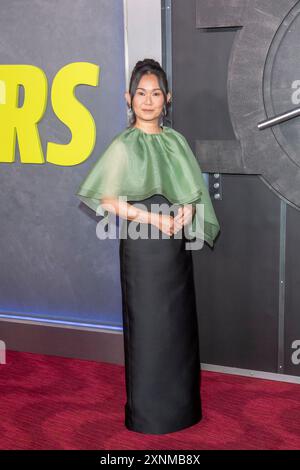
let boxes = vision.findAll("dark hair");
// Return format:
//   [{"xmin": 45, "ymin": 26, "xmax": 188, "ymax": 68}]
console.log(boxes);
[{"xmin": 127, "ymin": 58, "xmax": 171, "ymax": 127}]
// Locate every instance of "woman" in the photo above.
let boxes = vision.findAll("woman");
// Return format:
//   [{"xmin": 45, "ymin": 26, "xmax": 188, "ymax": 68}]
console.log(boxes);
[{"xmin": 76, "ymin": 58, "xmax": 220, "ymax": 434}]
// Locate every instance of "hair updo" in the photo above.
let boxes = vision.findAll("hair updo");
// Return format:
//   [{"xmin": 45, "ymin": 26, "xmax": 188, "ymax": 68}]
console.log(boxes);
[{"xmin": 127, "ymin": 58, "xmax": 171, "ymax": 127}]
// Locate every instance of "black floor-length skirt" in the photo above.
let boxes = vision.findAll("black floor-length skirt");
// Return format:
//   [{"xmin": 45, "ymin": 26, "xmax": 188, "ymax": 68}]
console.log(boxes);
[{"xmin": 119, "ymin": 194, "xmax": 202, "ymax": 434}]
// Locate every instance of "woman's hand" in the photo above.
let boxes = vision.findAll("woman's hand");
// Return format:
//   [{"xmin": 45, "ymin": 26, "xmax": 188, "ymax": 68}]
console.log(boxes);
[
  {"xmin": 173, "ymin": 204, "xmax": 195, "ymax": 233},
  {"xmin": 150, "ymin": 204, "xmax": 195, "ymax": 236},
  {"xmin": 150, "ymin": 213, "xmax": 175, "ymax": 236}
]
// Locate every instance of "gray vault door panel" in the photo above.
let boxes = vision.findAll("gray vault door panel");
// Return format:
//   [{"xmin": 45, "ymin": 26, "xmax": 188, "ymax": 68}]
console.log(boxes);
[{"xmin": 196, "ymin": 0, "xmax": 300, "ymax": 211}]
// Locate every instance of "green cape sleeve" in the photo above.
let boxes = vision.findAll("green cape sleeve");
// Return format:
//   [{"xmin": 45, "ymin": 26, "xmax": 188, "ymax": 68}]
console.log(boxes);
[{"xmin": 75, "ymin": 126, "xmax": 220, "ymax": 247}]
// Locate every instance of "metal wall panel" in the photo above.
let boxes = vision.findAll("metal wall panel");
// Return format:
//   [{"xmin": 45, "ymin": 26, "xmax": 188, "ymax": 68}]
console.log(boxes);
[
  {"xmin": 169, "ymin": 0, "xmax": 281, "ymax": 373},
  {"xmin": 285, "ymin": 204, "xmax": 300, "ymax": 376}
]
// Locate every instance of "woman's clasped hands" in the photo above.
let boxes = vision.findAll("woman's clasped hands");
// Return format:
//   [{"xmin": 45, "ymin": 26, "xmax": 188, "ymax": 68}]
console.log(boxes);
[{"xmin": 153, "ymin": 204, "xmax": 195, "ymax": 237}]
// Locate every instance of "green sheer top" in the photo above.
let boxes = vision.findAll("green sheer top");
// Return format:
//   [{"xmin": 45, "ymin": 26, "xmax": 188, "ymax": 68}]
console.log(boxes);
[{"xmin": 75, "ymin": 125, "xmax": 220, "ymax": 247}]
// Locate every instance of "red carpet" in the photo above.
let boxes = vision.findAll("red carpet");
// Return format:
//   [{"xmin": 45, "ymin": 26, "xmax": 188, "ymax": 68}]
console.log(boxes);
[{"xmin": 0, "ymin": 350, "xmax": 300, "ymax": 450}]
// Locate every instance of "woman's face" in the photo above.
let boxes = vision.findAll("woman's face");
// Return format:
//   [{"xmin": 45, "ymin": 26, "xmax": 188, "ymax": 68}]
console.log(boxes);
[{"xmin": 130, "ymin": 73, "xmax": 168, "ymax": 124}]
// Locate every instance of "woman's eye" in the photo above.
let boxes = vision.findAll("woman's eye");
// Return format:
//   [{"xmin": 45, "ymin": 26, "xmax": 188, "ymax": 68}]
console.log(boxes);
[{"xmin": 137, "ymin": 91, "xmax": 161, "ymax": 96}]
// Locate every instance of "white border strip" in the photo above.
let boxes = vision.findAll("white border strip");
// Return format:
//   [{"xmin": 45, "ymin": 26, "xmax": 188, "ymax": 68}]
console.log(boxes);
[
  {"xmin": 123, "ymin": 0, "xmax": 130, "ymax": 91},
  {"xmin": 201, "ymin": 363, "xmax": 300, "ymax": 384},
  {"xmin": 2, "ymin": 314, "xmax": 300, "ymax": 382},
  {"xmin": 123, "ymin": 0, "xmax": 162, "ymax": 93}
]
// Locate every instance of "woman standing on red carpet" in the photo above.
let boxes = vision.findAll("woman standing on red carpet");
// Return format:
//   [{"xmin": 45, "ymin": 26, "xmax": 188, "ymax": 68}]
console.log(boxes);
[{"xmin": 76, "ymin": 58, "xmax": 220, "ymax": 434}]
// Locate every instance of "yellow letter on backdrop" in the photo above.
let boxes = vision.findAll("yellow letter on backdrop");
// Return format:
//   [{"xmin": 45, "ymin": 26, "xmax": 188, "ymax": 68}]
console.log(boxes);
[
  {"xmin": 47, "ymin": 62, "xmax": 99, "ymax": 166},
  {"xmin": 0, "ymin": 65, "xmax": 47, "ymax": 163}
]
